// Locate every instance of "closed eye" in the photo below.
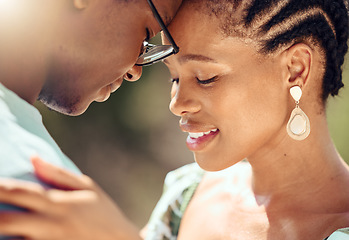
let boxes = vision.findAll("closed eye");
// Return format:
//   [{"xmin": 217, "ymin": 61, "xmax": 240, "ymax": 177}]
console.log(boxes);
[{"xmin": 196, "ymin": 76, "xmax": 217, "ymax": 85}]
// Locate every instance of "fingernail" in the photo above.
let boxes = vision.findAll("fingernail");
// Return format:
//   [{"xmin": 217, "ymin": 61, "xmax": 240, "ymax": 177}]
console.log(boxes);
[{"xmin": 31, "ymin": 155, "xmax": 44, "ymax": 165}]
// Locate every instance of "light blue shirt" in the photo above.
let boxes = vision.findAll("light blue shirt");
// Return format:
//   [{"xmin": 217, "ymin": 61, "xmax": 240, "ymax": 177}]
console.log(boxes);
[
  {"xmin": 0, "ymin": 83, "xmax": 81, "ymax": 239},
  {"xmin": 0, "ymin": 82, "xmax": 80, "ymax": 180}
]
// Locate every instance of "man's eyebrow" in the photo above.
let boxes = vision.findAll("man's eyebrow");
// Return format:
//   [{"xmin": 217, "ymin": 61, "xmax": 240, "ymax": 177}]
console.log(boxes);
[{"xmin": 179, "ymin": 54, "xmax": 217, "ymax": 64}]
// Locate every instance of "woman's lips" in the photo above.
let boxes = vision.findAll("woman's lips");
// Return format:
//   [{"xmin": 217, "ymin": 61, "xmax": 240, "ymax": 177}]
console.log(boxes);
[{"xmin": 186, "ymin": 129, "xmax": 219, "ymax": 152}]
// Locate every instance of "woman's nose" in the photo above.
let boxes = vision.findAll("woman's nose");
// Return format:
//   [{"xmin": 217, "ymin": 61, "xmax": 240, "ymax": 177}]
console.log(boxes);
[
  {"xmin": 124, "ymin": 65, "xmax": 142, "ymax": 82},
  {"xmin": 169, "ymin": 83, "xmax": 201, "ymax": 116}
]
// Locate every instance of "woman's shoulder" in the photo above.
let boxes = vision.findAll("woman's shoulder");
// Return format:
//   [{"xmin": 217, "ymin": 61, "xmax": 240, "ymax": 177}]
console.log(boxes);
[
  {"xmin": 163, "ymin": 160, "xmax": 251, "ymax": 195},
  {"xmin": 164, "ymin": 160, "xmax": 250, "ymax": 182},
  {"xmin": 203, "ymin": 160, "xmax": 252, "ymax": 187}
]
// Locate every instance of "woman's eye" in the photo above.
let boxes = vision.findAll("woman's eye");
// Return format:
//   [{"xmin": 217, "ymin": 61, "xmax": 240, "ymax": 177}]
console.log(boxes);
[
  {"xmin": 171, "ymin": 78, "xmax": 179, "ymax": 84},
  {"xmin": 196, "ymin": 76, "xmax": 217, "ymax": 85}
]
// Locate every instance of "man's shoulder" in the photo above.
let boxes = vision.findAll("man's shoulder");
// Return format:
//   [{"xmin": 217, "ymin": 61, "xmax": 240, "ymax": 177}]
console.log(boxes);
[
  {"xmin": 0, "ymin": 83, "xmax": 80, "ymax": 176},
  {"xmin": 0, "ymin": 113, "xmax": 80, "ymax": 176},
  {"xmin": 327, "ymin": 227, "xmax": 349, "ymax": 240}
]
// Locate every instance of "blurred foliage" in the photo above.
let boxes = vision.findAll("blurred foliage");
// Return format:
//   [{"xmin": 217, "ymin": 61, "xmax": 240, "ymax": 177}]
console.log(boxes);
[{"xmin": 35, "ymin": 49, "xmax": 349, "ymax": 228}]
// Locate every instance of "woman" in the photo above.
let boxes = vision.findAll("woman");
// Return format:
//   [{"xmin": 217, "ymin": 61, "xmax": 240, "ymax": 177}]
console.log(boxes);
[
  {"xmin": 0, "ymin": 0, "xmax": 348, "ymax": 239},
  {"xmin": 146, "ymin": 1, "xmax": 349, "ymax": 239}
]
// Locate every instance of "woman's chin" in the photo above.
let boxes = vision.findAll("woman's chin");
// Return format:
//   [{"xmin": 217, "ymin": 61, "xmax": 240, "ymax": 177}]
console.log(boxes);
[{"xmin": 194, "ymin": 153, "xmax": 237, "ymax": 172}]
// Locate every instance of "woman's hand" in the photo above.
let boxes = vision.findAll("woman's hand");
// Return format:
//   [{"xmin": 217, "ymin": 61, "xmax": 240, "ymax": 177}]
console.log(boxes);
[{"xmin": 0, "ymin": 157, "xmax": 142, "ymax": 240}]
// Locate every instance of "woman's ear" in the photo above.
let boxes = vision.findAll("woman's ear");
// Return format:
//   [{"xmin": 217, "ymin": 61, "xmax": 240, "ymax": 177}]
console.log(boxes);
[
  {"xmin": 73, "ymin": 0, "xmax": 90, "ymax": 10},
  {"xmin": 285, "ymin": 43, "xmax": 312, "ymax": 88}
]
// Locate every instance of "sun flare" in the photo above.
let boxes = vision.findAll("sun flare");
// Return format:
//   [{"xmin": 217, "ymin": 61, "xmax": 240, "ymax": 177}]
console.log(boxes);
[{"xmin": 0, "ymin": 0, "xmax": 18, "ymax": 16}]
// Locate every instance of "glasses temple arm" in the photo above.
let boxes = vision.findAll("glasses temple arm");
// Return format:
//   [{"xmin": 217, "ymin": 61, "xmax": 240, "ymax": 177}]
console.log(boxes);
[{"xmin": 146, "ymin": 0, "xmax": 180, "ymax": 53}]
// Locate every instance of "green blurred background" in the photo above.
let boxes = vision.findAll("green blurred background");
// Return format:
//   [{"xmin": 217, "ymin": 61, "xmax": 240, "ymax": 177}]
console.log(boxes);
[{"xmin": 35, "ymin": 52, "xmax": 349, "ymax": 228}]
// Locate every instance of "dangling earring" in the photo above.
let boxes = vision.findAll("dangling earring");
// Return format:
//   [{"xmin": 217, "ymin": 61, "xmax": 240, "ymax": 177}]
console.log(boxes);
[{"xmin": 286, "ymin": 86, "xmax": 310, "ymax": 141}]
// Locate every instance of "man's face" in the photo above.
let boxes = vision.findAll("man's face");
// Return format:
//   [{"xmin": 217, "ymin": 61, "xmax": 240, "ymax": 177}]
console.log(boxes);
[{"xmin": 39, "ymin": 0, "xmax": 182, "ymax": 116}]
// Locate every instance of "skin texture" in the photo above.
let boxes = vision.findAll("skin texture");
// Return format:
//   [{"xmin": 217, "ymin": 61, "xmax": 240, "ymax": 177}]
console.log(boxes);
[
  {"xmin": 0, "ymin": 157, "xmax": 143, "ymax": 240},
  {"xmin": 0, "ymin": 0, "xmax": 182, "ymax": 115},
  {"xmin": 0, "ymin": 1, "xmax": 348, "ymax": 240},
  {"xmin": 0, "ymin": 0, "xmax": 182, "ymax": 239},
  {"xmin": 164, "ymin": 3, "xmax": 349, "ymax": 240}
]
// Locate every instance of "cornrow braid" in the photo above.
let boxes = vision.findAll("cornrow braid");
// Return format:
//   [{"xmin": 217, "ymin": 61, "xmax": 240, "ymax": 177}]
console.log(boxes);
[
  {"xmin": 262, "ymin": 14, "xmax": 340, "ymax": 99},
  {"xmin": 244, "ymin": 0, "xmax": 279, "ymax": 26},
  {"xmin": 250, "ymin": 0, "xmax": 348, "ymax": 99},
  {"xmin": 188, "ymin": 0, "xmax": 349, "ymax": 100}
]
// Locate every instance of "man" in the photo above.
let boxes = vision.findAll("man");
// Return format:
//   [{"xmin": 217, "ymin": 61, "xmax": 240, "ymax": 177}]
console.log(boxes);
[
  {"xmin": 0, "ymin": 0, "xmax": 181, "ymax": 238},
  {"xmin": 0, "ymin": 0, "xmax": 181, "ymax": 182}
]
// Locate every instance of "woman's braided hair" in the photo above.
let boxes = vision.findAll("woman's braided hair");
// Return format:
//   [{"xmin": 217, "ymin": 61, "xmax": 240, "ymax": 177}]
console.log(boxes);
[{"xmin": 188, "ymin": 0, "xmax": 349, "ymax": 100}]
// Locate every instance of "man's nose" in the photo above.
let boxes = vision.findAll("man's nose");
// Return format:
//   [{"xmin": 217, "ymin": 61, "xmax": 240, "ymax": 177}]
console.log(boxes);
[{"xmin": 124, "ymin": 65, "xmax": 142, "ymax": 82}]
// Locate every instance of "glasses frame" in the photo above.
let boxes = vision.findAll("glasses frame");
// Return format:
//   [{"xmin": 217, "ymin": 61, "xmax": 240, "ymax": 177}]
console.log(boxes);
[{"xmin": 135, "ymin": 0, "xmax": 180, "ymax": 66}]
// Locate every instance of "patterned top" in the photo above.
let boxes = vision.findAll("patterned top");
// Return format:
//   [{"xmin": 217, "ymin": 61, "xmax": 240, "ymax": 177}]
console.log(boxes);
[
  {"xmin": 145, "ymin": 163, "xmax": 349, "ymax": 240},
  {"xmin": 145, "ymin": 163, "xmax": 204, "ymax": 240}
]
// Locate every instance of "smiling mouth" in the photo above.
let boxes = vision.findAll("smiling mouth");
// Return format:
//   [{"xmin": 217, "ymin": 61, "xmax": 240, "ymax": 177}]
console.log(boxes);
[
  {"xmin": 188, "ymin": 129, "xmax": 218, "ymax": 139},
  {"xmin": 186, "ymin": 128, "xmax": 220, "ymax": 152}
]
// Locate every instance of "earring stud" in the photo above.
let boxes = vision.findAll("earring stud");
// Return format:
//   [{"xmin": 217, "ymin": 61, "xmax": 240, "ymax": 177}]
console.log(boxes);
[{"xmin": 286, "ymin": 86, "xmax": 310, "ymax": 140}]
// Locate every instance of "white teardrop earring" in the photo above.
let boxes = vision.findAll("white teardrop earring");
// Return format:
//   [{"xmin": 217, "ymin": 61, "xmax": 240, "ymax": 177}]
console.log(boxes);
[{"xmin": 286, "ymin": 86, "xmax": 310, "ymax": 141}]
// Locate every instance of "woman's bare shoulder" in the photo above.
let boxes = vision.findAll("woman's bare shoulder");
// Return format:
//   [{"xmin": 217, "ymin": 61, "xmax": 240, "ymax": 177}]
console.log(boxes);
[
  {"xmin": 205, "ymin": 160, "xmax": 251, "ymax": 180},
  {"xmin": 199, "ymin": 160, "xmax": 252, "ymax": 193}
]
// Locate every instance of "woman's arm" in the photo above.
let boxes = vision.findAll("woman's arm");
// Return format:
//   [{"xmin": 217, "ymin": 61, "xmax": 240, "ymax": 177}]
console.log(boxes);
[{"xmin": 0, "ymin": 157, "xmax": 142, "ymax": 240}]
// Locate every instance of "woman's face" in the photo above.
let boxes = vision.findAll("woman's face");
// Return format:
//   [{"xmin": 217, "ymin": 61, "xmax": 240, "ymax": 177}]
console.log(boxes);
[{"xmin": 165, "ymin": 5, "xmax": 291, "ymax": 171}]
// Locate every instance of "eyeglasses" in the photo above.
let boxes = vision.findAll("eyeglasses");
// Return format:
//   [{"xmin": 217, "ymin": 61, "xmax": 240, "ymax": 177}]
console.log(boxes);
[{"xmin": 135, "ymin": 0, "xmax": 179, "ymax": 66}]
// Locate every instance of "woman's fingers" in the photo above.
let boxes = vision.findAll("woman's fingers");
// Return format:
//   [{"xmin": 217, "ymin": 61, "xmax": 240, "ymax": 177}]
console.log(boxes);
[
  {"xmin": 0, "ymin": 179, "xmax": 142, "ymax": 240},
  {"xmin": 0, "ymin": 156, "xmax": 100, "ymax": 215},
  {"xmin": 0, "ymin": 157, "xmax": 142, "ymax": 240},
  {"xmin": 31, "ymin": 156, "xmax": 94, "ymax": 191},
  {"xmin": 0, "ymin": 212, "xmax": 62, "ymax": 239},
  {"xmin": 0, "ymin": 212, "xmax": 38, "ymax": 238},
  {"xmin": 0, "ymin": 178, "xmax": 50, "ymax": 212}
]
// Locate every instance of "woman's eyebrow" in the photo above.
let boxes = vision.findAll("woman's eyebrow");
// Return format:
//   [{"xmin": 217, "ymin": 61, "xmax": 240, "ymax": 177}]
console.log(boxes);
[
  {"xmin": 179, "ymin": 54, "xmax": 217, "ymax": 64},
  {"xmin": 162, "ymin": 54, "xmax": 217, "ymax": 65}
]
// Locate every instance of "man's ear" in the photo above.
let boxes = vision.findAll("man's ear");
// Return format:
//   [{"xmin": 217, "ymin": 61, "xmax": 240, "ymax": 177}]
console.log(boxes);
[
  {"xmin": 284, "ymin": 43, "xmax": 312, "ymax": 88},
  {"xmin": 73, "ymin": 0, "xmax": 90, "ymax": 10}
]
